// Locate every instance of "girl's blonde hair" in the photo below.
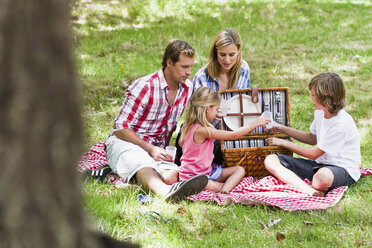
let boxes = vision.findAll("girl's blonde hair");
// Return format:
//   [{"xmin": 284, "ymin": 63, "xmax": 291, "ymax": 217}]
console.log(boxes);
[
  {"xmin": 207, "ymin": 28, "xmax": 243, "ymax": 89},
  {"xmin": 181, "ymin": 87, "xmax": 221, "ymax": 137}
]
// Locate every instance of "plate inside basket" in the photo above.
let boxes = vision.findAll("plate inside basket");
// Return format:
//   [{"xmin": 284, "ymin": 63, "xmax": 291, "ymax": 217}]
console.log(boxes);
[{"xmin": 223, "ymin": 95, "xmax": 261, "ymax": 130}]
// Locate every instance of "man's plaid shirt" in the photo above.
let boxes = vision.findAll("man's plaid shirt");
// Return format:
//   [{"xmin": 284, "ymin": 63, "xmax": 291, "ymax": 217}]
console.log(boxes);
[{"xmin": 112, "ymin": 69, "xmax": 192, "ymax": 148}]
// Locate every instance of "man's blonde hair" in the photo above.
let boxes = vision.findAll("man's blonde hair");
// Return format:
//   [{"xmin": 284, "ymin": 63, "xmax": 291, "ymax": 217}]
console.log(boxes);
[
  {"xmin": 181, "ymin": 87, "xmax": 221, "ymax": 137},
  {"xmin": 308, "ymin": 72, "xmax": 346, "ymax": 114},
  {"xmin": 207, "ymin": 29, "xmax": 242, "ymax": 89}
]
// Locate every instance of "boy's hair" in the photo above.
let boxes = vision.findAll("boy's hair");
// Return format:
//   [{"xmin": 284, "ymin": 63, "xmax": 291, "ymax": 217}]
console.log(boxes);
[
  {"xmin": 308, "ymin": 72, "xmax": 346, "ymax": 114},
  {"xmin": 207, "ymin": 28, "xmax": 243, "ymax": 89},
  {"xmin": 161, "ymin": 39, "xmax": 195, "ymax": 69},
  {"xmin": 181, "ymin": 87, "xmax": 221, "ymax": 137}
]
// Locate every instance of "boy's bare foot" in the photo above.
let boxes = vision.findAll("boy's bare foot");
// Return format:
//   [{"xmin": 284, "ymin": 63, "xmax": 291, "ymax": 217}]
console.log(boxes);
[{"xmin": 312, "ymin": 190, "xmax": 326, "ymax": 197}]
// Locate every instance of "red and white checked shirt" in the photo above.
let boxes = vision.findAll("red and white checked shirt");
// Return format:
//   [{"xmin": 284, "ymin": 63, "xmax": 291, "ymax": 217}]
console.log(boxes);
[{"xmin": 111, "ymin": 69, "xmax": 192, "ymax": 148}]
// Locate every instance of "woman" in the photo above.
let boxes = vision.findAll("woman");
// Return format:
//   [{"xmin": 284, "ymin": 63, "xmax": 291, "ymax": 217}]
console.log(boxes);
[
  {"xmin": 175, "ymin": 28, "xmax": 251, "ymax": 166},
  {"xmin": 193, "ymin": 28, "xmax": 250, "ymax": 92}
]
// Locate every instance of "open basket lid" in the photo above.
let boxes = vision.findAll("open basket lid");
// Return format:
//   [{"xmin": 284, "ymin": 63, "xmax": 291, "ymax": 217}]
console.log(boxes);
[{"xmin": 223, "ymin": 94, "xmax": 261, "ymax": 130}]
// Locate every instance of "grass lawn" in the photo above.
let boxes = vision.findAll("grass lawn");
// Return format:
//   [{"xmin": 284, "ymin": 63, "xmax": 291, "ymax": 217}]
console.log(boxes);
[{"xmin": 72, "ymin": 0, "xmax": 372, "ymax": 247}]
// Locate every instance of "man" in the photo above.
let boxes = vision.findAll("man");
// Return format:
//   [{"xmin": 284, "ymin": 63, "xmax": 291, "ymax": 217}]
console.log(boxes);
[{"xmin": 104, "ymin": 39, "xmax": 208, "ymax": 202}]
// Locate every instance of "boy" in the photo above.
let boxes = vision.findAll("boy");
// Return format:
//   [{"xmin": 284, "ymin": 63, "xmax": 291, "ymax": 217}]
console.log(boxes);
[{"xmin": 264, "ymin": 73, "xmax": 361, "ymax": 196}]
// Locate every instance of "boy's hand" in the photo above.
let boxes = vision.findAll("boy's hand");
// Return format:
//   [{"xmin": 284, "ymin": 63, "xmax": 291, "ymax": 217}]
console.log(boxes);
[
  {"xmin": 264, "ymin": 121, "xmax": 281, "ymax": 132},
  {"xmin": 266, "ymin": 137, "xmax": 284, "ymax": 146},
  {"xmin": 255, "ymin": 116, "xmax": 271, "ymax": 126}
]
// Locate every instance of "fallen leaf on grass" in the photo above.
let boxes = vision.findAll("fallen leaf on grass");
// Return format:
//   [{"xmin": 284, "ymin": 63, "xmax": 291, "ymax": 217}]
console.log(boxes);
[
  {"xmin": 217, "ymin": 209, "xmax": 225, "ymax": 214},
  {"xmin": 177, "ymin": 206, "xmax": 186, "ymax": 215},
  {"xmin": 268, "ymin": 219, "xmax": 281, "ymax": 228},
  {"xmin": 276, "ymin": 232, "xmax": 285, "ymax": 242},
  {"xmin": 96, "ymin": 190, "xmax": 111, "ymax": 198},
  {"xmin": 258, "ymin": 219, "xmax": 281, "ymax": 229}
]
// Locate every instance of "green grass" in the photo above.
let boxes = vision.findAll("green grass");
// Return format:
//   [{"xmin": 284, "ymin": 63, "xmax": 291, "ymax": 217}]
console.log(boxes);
[{"xmin": 73, "ymin": 0, "xmax": 372, "ymax": 247}]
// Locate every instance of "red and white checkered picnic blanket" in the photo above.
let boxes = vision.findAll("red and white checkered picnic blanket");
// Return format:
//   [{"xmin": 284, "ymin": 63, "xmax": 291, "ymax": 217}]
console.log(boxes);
[
  {"xmin": 78, "ymin": 141, "xmax": 372, "ymax": 211},
  {"xmin": 78, "ymin": 141, "xmax": 107, "ymax": 172}
]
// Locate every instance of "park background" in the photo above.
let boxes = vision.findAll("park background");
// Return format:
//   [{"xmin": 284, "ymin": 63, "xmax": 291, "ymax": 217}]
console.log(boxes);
[{"xmin": 72, "ymin": 0, "xmax": 372, "ymax": 247}]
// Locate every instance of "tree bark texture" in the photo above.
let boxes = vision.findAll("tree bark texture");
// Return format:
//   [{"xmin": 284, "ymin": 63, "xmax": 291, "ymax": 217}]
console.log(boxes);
[{"xmin": 0, "ymin": 0, "xmax": 138, "ymax": 247}]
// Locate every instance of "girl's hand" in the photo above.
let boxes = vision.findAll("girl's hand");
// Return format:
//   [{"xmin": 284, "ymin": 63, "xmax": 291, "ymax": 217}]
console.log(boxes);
[
  {"xmin": 263, "ymin": 121, "xmax": 281, "ymax": 132},
  {"xmin": 255, "ymin": 116, "xmax": 271, "ymax": 127},
  {"xmin": 266, "ymin": 137, "xmax": 283, "ymax": 146}
]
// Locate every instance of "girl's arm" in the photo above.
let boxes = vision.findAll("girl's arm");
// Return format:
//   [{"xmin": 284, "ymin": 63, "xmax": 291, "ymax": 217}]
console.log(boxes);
[
  {"xmin": 269, "ymin": 122, "xmax": 317, "ymax": 145},
  {"xmin": 266, "ymin": 138, "xmax": 324, "ymax": 160},
  {"xmin": 196, "ymin": 117, "xmax": 271, "ymax": 141}
]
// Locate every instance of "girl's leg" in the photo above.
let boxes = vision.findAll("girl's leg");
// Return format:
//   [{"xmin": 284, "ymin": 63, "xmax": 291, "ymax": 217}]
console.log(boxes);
[
  {"xmin": 264, "ymin": 154, "xmax": 322, "ymax": 196},
  {"xmin": 160, "ymin": 169, "xmax": 178, "ymax": 185},
  {"xmin": 217, "ymin": 166, "xmax": 245, "ymax": 193},
  {"xmin": 205, "ymin": 180, "xmax": 224, "ymax": 192}
]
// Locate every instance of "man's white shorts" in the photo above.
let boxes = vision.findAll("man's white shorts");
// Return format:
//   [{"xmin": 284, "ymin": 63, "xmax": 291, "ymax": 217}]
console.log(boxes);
[{"xmin": 105, "ymin": 135, "xmax": 161, "ymax": 183}]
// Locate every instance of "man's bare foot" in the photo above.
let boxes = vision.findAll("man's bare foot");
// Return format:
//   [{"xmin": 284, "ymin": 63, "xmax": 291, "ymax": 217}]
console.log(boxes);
[{"xmin": 312, "ymin": 190, "xmax": 326, "ymax": 197}]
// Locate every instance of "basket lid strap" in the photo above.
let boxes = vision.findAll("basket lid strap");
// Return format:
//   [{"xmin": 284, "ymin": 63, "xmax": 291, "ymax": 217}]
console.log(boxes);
[
  {"xmin": 252, "ymin": 87, "xmax": 259, "ymax": 103},
  {"xmin": 239, "ymin": 94, "xmax": 244, "ymax": 127}
]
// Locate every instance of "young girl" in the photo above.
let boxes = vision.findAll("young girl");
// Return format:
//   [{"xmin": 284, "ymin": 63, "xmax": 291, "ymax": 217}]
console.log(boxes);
[{"xmin": 178, "ymin": 87, "xmax": 271, "ymax": 193}]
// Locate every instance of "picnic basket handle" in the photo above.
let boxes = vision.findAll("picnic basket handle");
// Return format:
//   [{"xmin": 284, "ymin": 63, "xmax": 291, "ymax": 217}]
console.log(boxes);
[{"xmin": 236, "ymin": 153, "xmax": 247, "ymax": 166}]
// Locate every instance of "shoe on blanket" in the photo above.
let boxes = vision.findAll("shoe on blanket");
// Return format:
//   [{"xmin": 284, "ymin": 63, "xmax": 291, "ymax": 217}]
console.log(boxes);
[
  {"xmin": 81, "ymin": 164, "xmax": 112, "ymax": 182},
  {"xmin": 164, "ymin": 174, "xmax": 208, "ymax": 203}
]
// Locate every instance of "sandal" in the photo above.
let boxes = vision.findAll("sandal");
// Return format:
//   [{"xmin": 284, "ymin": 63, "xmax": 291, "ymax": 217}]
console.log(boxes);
[{"xmin": 164, "ymin": 174, "xmax": 208, "ymax": 202}]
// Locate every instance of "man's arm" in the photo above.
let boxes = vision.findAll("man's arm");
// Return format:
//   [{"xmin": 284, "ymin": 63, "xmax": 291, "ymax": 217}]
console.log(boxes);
[{"xmin": 114, "ymin": 129, "xmax": 171, "ymax": 162}]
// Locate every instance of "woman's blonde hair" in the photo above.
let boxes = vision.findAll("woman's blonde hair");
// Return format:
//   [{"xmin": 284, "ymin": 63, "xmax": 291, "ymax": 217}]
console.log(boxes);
[
  {"xmin": 207, "ymin": 28, "xmax": 242, "ymax": 89},
  {"xmin": 181, "ymin": 87, "xmax": 221, "ymax": 137}
]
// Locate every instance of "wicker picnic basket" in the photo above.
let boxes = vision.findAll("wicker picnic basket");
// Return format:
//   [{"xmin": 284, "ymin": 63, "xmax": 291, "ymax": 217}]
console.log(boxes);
[{"xmin": 219, "ymin": 87, "xmax": 293, "ymax": 178}]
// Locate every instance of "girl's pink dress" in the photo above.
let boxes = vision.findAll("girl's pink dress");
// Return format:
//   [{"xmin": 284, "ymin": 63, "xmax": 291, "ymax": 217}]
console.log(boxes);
[{"xmin": 178, "ymin": 123, "xmax": 214, "ymax": 180}]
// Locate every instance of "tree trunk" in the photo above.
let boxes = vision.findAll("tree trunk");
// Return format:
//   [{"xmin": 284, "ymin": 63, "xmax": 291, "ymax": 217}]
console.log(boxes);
[{"xmin": 0, "ymin": 0, "xmax": 138, "ymax": 247}]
